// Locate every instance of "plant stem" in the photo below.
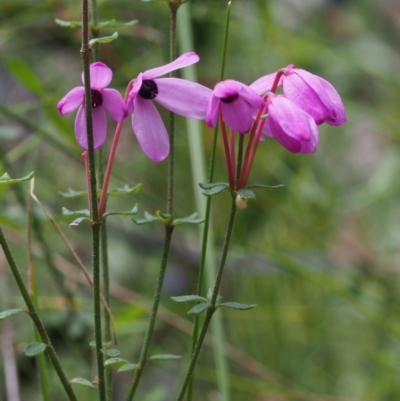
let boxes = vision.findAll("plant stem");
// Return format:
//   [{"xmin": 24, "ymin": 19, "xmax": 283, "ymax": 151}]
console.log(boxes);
[
  {"xmin": 125, "ymin": 225, "xmax": 174, "ymax": 401},
  {"xmin": 0, "ymin": 226, "xmax": 78, "ymax": 401},
  {"xmin": 175, "ymin": 196, "xmax": 237, "ymax": 401},
  {"xmin": 186, "ymin": 3, "xmax": 232, "ymax": 399},
  {"xmin": 81, "ymin": 0, "xmax": 105, "ymax": 400}
]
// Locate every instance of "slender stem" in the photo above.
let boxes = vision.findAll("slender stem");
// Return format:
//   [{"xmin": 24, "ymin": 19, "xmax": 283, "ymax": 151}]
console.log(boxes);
[
  {"xmin": 175, "ymin": 197, "xmax": 237, "ymax": 401},
  {"xmin": 167, "ymin": 2, "xmax": 179, "ymax": 218},
  {"xmin": 0, "ymin": 226, "xmax": 78, "ymax": 401},
  {"xmin": 235, "ymin": 133, "xmax": 245, "ymax": 187},
  {"xmin": 126, "ymin": 225, "xmax": 174, "ymax": 401},
  {"xmin": 81, "ymin": 1, "xmax": 105, "ymax": 400},
  {"xmin": 187, "ymin": 3, "xmax": 232, "ymax": 399},
  {"xmin": 220, "ymin": 112, "xmax": 234, "ymax": 188}
]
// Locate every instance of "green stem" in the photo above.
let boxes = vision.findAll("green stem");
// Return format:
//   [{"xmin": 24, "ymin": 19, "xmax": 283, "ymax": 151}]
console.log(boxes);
[
  {"xmin": 81, "ymin": 1, "xmax": 105, "ymax": 400},
  {"xmin": 186, "ymin": 2, "xmax": 232, "ymax": 399},
  {"xmin": 125, "ymin": 225, "xmax": 174, "ymax": 401},
  {"xmin": 175, "ymin": 197, "xmax": 237, "ymax": 401},
  {"xmin": 0, "ymin": 226, "xmax": 78, "ymax": 401},
  {"xmin": 126, "ymin": 5, "xmax": 180, "ymax": 399}
]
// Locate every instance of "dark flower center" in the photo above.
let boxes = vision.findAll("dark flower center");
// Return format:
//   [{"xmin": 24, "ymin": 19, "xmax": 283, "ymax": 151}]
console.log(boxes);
[
  {"xmin": 139, "ymin": 79, "xmax": 159, "ymax": 100},
  {"xmin": 221, "ymin": 94, "xmax": 239, "ymax": 104},
  {"xmin": 91, "ymin": 89, "xmax": 103, "ymax": 108}
]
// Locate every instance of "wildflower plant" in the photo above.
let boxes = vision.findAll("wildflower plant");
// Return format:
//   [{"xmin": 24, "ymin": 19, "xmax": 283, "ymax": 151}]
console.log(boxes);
[{"xmin": 0, "ymin": 1, "xmax": 347, "ymax": 401}]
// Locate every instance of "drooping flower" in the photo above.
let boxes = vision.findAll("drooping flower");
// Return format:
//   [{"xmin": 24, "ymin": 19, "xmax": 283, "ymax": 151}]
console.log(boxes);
[
  {"xmin": 262, "ymin": 93, "xmax": 319, "ymax": 154},
  {"xmin": 206, "ymin": 79, "xmax": 265, "ymax": 134},
  {"xmin": 127, "ymin": 52, "xmax": 212, "ymax": 162},
  {"xmin": 250, "ymin": 65, "xmax": 346, "ymax": 126},
  {"xmin": 58, "ymin": 62, "xmax": 127, "ymax": 150}
]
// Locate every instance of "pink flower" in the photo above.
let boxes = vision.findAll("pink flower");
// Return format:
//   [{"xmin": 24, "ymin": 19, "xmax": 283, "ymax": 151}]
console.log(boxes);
[
  {"xmin": 58, "ymin": 62, "xmax": 127, "ymax": 150},
  {"xmin": 251, "ymin": 65, "xmax": 346, "ymax": 126},
  {"xmin": 263, "ymin": 93, "xmax": 319, "ymax": 154},
  {"xmin": 127, "ymin": 52, "xmax": 212, "ymax": 162},
  {"xmin": 206, "ymin": 79, "xmax": 265, "ymax": 133}
]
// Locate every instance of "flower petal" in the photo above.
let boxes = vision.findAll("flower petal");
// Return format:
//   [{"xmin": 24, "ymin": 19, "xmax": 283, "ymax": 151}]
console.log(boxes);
[
  {"xmin": 221, "ymin": 97, "xmax": 254, "ymax": 134},
  {"xmin": 205, "ymin": 95, "xmax": 220, "ymax": 128},
  {"xmin": 283, "ymin": 71, "xmax": 328, "ymax": 125},
  {"xmin": 143, "ymin": 52, "xmax": 200, "ymax": 79},
  {"xmin": 155, "ymin": 78, "xmax": 212, "ymax": 119},
  {"xmin": 266, "ymin": 95, "xmax": 318, "ymax": 153},
  {"xmin": 57, "ymin": 86, "xmax": 85, "ymax": 115},
  {"xmin": 318, "ymin": 76, "xmax": 346, "ymax": 126},
  {"xmin": 81, "ymin": 62, "xmax": 112, "ymax": 89},
  {"xmin": 74, "ymin": 106, "xmax": 107, "ymax": 150},
  {"xmin": 238, "ymin": 84, "xmax": 265, "ymax": 110},
  {"xmin": 131, "ymin": 97, "xmax": 169, "ymax": 162},
  {"xmin": 127, "ymin": 73, "xmax": 143, "ymax": 114},
  {"xmin": 102, "ymin": 88, "xmax": 128, "ymax": 122},
  {"xmin": 250, "ymin": 72, "xmax": 280, "ymax": 95}
]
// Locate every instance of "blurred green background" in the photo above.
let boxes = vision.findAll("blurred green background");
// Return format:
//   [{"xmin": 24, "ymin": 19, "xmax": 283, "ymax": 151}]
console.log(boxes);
[{"xmin": 1, "ymin": 0, "xmax": 400, "ymax": 400}]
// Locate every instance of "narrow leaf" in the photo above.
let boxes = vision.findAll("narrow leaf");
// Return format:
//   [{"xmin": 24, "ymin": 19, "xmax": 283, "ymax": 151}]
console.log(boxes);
[
  {"xmin": 0, "ymin": 309, "xmax": 25, "ymax": 320},
  {"xmin": 24, "ymin": 342, "xmax": 47, "ymax": 357},
  {"xmin": 89, "ymin": 32, "xmax": 118, "ymax": 46},
  {"xmin": 97, "ymin": 19, "xmax": 138, "ymax": 28},
  {"xmin": 133, "ymin": 211, "xmax": 169, "ymax": 225},
  {"xmin": 62, "ymin": 207, "xmax": 90, "ymax": 217},
  {"xmin": 218, "ymin": 302, "xmax": 257, "ymax": 311},
  {"xmin": 101, "ymin": 348, "xmax": 121, "ymax": 357},
  {"xmin": 89, "ymin": 340, "xmax": 112, "ymax": 348},
  {"xmin": 199, "ymin": 182, "xmax": 230, "ymax": 190},
  {"xmin": 171, "ymin": 295, "xmax": 207, "ymax": 303},
  {"xmin": 0, "ymin": 172, "xmax": 34, "ymax": 185},
  {"xmin": 187, "ymin": 302, "xmax": 209, "ymax": 315},
  {"xmin": 69, "ymin": 217, "xmax": 91, "ymax": 227},
  {"xmin": 70, "ymin": 378, "xmax": 97, "ymax": 388},
  {"xmin": 246, "ymin": 184, "xmax": 284, "ymax": 190},
  {"xmin": 117, "ymin": 363, "xmax": 139, "ymax": 373},
  {"xmin": 104, "ymin": 358, "xmax": 128, "ymax": 367},
  {"xmin": 55, "ymin": 19, "xmax": 82, "ymax": 28},
  {"xmin": 103, "ymin": 205, "xmax": 138, "ymax": 218},
  {"xmin": 173, "ymin": 213, "xmax": 204, "ymax": 226},
  {"xmin": 237, "ymin": 188, "xmax": 256, "ymax": 200},
  {"xmin": 148, "ymin": 354, "xmax": 182, "ymax": 361},
  {"xmin": 202, "ymin": 184, "xmax": 230, "ymax": 196}
]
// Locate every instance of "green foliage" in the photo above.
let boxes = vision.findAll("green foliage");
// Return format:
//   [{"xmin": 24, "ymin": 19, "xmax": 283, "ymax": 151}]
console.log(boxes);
[
  {"xmin": 24, "ymin": 342, "xmax": 47, "ymax": 357},
  {"xmin": 0, "ymin": 308, "xmax": 25, "ymax": 320}
]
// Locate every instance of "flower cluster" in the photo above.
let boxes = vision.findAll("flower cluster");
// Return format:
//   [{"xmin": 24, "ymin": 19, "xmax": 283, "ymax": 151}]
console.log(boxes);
[{"xmin": 58, "ymin": 53, "xmax": 346, "ymax": 186}]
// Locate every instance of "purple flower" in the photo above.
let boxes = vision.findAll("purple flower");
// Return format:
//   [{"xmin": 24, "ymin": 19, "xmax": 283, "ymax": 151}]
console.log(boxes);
[
  {"xmin": 206, "ymin": 79, "xmax": 265, "ymax": 134},
  {"xmin": 127, "ymin": 52, "xmax": 212, "ymax": 162},
  {"xmin": 251, "ymin": 65, "xmax": 346, "ymax": 126},
  {"xmin": 263, "ymin": 94, "xmax": 319, "ymax": 154},
  {"xmin": 58, "ymin": 62, "xmax": 127, "ymax": 150}
]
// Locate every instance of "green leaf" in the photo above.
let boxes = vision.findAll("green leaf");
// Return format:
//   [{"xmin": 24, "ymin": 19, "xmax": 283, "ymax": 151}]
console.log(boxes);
[
  {"xmin": 206, "ymin": 288, "xmax": 222, "ymax": 303},
  {"xmin": 173, "ymin": 213, "xmax": 204, "ymax": 226},
  {"xmin": 133, "ymin": 210, "xmax": 171, "ymax": 225},
  {"xmin": 148, "ymin": 354, "xmax": 182, "ymax": 361},
  {"xmin": 237, "ymin": 188, "xmax": 256, "ymax": 200},
  {"xmin": 101, "ymin": 348, "xmax": 121, "ymax": 357},
  {"xmin": 218, "ymin": 302, "xmax": 257, "ymax": 311},
  {"xmin": 24, "ymin": 342, "xmax": 47, "ymax": 357},
  {"xmin": 70, "ymin": 378, "xmax": 97, "ymax": 388},
  {"xmin": 187, "ymin": 302, "xmax": 209, "ymax": 315},
  {"xmin": 89, "ymin": 32, "xmax": 118, "ymax": 46},
  {"xmin": 58, "ymin": 184, "xmax": 141, "ymax": 199},
  {"xmin": 69, "ymin": 217, "xmax": 91, "ymax": 227},
  {"xmin": 104, "ymin": 358, "xmax": 129, "ymax": 367},
  {"xmin": 171, "ymin": 295, "xmax": 208, "ymax": 303},
  {"xmin": 103, "ymin": 205, "xmax": 138, "ymax": 218},
  {"xmin": 0, "ymin": 309, "xmax": 25, "ymax": 320},
  {"xmin": 199, "ymin": 182, "xmax": 230, "ymax": 196},
  {"xmin": 246, "ymin": 184, "xmax": 284, "ymax": 190},
  {"xmin": 117, "ymin": 363, "xmax": 139, "ymax": 373},
  {"xmin": 97, "ymin": 19, "xmax": 138, "ymax": 28},
  {"xmin": 62, "ymin": 207, "xmax": 90, "ymax": 217},
  {"xmin": 0, "ymin": 309, "xmax": 26, "ymax": 320},
  {"xmin": 89, "ymin": 340, "xmax": 112, "ymax": 348},
  {"xmin": 0, "ymin": 172, "xmax": 34, "ymax": 186},
  {"xmin": 5, "ymin": 59, "xmax": 45, "ymax": 96},
  {"xmin": 55, "ymin": 19, "xmax": 82, "ymax": 28}
]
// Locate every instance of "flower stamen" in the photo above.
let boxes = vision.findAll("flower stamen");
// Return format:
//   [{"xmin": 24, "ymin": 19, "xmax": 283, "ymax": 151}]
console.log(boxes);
[
  {"xmin": 91, "ymin": 89, "xmax": 103, "ymax": 108},
  {"xmin": 139, "ymin": 79, "xmax": 159, "ymax": 100}
]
